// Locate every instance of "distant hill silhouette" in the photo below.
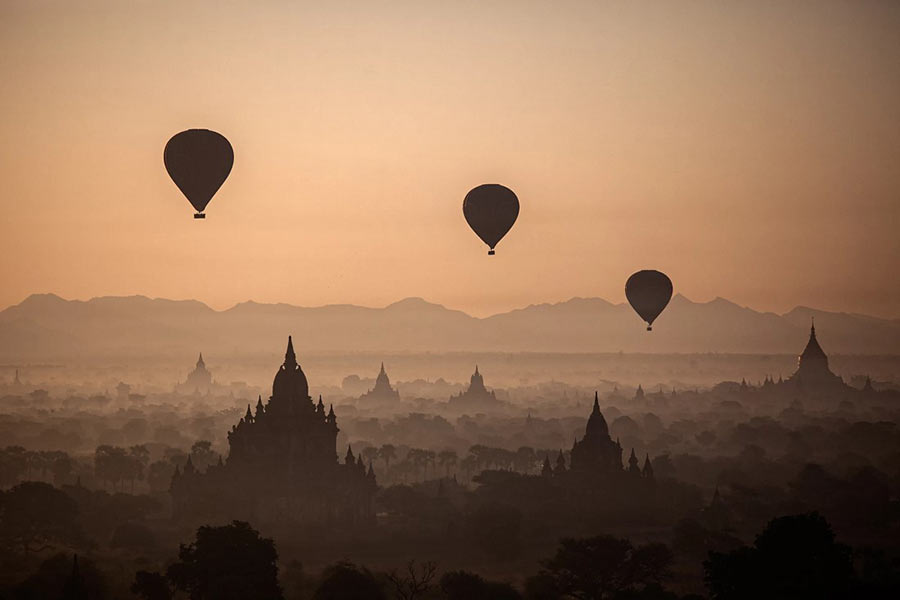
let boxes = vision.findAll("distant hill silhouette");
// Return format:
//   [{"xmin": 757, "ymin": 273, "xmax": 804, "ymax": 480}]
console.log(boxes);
[{"xmin": 0, "ymin": 293, "xmax": 897, "ymax": 360}]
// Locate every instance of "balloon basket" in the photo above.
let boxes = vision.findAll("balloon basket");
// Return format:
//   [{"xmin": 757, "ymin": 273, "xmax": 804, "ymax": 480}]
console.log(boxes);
[
  {"xmin": 488, "ymin": 249, "xmax": 495, "ymax": 256},
  {"xmin": 194, "ymin": 213, "xmax": 206, "ymax": 219},
  {"xmin": 647, "ymin": 326, "xmax": 652, "ymax": 331}
]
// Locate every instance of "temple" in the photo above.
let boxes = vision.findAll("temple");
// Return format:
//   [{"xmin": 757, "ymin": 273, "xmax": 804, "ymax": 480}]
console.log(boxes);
[
  {"xmin": 570, "ymin": 392, "xmax": 624, "ymax": 473},
  {"xmin": 358, "ymin": 363, "xmax": 401, "ymax": 406},
  {"xmin": 170, "ymin": 337, "xmax": 376, "ymax": 528},
  {"xmin": 448, "ymin": 366, "xmax": 502, "ymax": 411},
  {"xmin": 787, "ymin": 319, "xmax": 846, "ymax": 391},
  {"xmin": 176, "ymin": 352, "xmax": 214, "ymax": 394}
]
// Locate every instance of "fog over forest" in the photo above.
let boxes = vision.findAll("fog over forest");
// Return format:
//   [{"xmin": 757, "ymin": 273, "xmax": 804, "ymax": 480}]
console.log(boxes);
[{"xmin": 1, "ymin": 304, "xmax": 899, "ymax": 599}]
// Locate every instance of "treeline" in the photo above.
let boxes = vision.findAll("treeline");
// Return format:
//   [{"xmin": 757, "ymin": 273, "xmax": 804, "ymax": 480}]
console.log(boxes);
[{"xmin": 4, "ymin": 514, "xmax": 898, "ymax": 599}]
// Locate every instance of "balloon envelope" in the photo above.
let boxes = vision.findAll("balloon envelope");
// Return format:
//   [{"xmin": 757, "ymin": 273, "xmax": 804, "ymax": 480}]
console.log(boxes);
[
  {"xmin": 463, "ymin": 184, "xmax": 519, "ymax": 255},
  {"xmin": 625, "ymin": 270, "xmax": 673, "ymax": 331},
  {"xmin": 164, "ymin": 129, "xmax": 233, "ymax": 216}
]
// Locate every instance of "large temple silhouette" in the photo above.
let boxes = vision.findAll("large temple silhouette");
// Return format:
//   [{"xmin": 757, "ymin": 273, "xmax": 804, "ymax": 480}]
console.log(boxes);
[
  {"xmin": 569, "ymin": 393, "xmax": 625, "ymax": 473},
  {"xmin": 171, "ymin": 337, "xmax": 376, "ymax": 528},
  {"xmin": 558, "ymin": 392, "xmax": 653, "ymax": 479},
  {"xmin": 357, "ymin": 363, "xmax": 401, "ymax": 406}
]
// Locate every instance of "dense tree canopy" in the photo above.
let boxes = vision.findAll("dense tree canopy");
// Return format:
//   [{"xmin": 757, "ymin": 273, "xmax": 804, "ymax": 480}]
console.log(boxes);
[{"xmin": 166, "ymin": 520, "xmax": 282, "ymax": 600}]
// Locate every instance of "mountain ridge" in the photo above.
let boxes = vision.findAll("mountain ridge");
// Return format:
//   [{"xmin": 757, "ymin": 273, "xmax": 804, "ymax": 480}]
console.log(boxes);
[{"xmin": 0, "ymin": 293, "xmax": 897, "ymax": 359}]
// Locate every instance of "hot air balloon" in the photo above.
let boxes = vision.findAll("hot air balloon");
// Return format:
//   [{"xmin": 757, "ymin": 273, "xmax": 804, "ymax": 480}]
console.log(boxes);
[
  {"xmin": 463, "ymin": 184, "xmax": 519, "ymax": 255},
  {"xmin": 164, "ymin": 129, "xmax": 233, "ymax": 219},
  {"xmin": 625, "ymin": 270, "xmax": 673, "ymax": 331}
]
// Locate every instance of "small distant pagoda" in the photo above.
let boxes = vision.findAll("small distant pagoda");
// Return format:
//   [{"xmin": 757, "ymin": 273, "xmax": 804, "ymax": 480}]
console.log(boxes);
[
  {"xmin": 358, "ymin": 363, "xmax": 401, "ymax": 406},
  {"xmin": 787, "ymin": 319, "xmax": 845, "ymax": 391},
  {"xmin": 177, "ymin": 353, "xmax": 214, "ymax": 394},
  {"xmin": 448, "ymin": 366, "xmax": 501, "ymax": 411}
]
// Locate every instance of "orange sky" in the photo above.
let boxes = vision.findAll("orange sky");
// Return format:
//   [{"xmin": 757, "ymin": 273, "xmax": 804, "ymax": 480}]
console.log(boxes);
[{"xmin": 1, "ymin": 1, "xmax": 898, "ymax": 318}]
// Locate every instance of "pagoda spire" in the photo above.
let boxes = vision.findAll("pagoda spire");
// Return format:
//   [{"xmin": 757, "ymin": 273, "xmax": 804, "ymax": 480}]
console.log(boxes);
[
  {"xmin": 642, "ymin": 453, "xmax": 654, "ymax": 478},
  {"xmin": 345, "ymin": 445, "xmax": 355, "ymax": 465},
  {"xmin": 284, "ymin": 336, "xmax": 297, "ymax": 367},
  {"xmin": 592, "ymin": 391, "xmax": 600, "ymax": 414},
  {"xmin": 542, "ymin": 454, "xmax": 553, "ymax": 477}
]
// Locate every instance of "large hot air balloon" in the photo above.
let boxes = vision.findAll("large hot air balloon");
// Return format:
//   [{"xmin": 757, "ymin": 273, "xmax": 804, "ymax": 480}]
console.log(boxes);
[
  {"xmin": 164, "ymin": 129, "xmax": 233, "ymax": 219},
  {"xmin": 625, "ymin": 270, "xmax": 673, "ymax": 331},
  {"xmin": 463, "ymin": 184, "xmax": 519, "ymax": 255}
]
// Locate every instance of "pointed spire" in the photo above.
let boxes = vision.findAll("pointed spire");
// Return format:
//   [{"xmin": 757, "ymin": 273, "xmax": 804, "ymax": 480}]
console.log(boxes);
[
  {"xmin": 592, "ymin": 391, "xmax": 600, "ymax": 413},
  {"xmin": 628, "ymin": 448, "xmax": 640, "ymax": 472},
  {"xmin": 255, "ymin": 395, "xmax": 264, "ymax": 416},
  {"xmin": 184, "ymin": 455, "xmax": 195, "ymax": 474},
  {"xmin": 197, "ymin": 352, "xmax": 205, "ymax": 368},
  {"xmin": 811, "ymin": 316, "xmax": 816, "ymax": 336},
  {"xmin": 555, "ymin": 449, "xmax": 566, "ymax": 473},
  {"xmin": 642, "ymin": 453, "xmax": 654, "ymax": 478},
  {"xmin": 542, "ymin": 455, "xmax": 553, "ymax": 477},
  {"xmin": 380, "ymin": 362, "xmax": 386, "ymax": 374},
  {"xmin": 284, "ymin": 335, "xmax": 297, "ymax": 368},
  {"xmin": 62, "ymin": 554, "xmax": 86, "ymax": 600},
  {"xmin": 474, "ymin": 364, "xmax": 479, "ymax": 376},
  {"xmin": 244, "ymin": 404, "xmax": 253, "ymax": 422},
  {"xmin": 345, "ymin": 445, "xmax": 355, "ymax": 464},
  {"xmin": 367, "ymin": 461, "xmax": 375, "ymax": 478}
]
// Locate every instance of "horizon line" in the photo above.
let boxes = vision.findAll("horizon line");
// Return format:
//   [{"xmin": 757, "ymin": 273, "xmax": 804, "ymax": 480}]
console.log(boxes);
[{"xmin": 5, "ymin": 291, "xmax": 896, "ymax": 323}]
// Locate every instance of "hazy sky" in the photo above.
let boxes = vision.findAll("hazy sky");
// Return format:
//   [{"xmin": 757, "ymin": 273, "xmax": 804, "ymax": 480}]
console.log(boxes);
[{"xmin": 1, "ymin": 1, "xmax": 898, "ymax": 318}]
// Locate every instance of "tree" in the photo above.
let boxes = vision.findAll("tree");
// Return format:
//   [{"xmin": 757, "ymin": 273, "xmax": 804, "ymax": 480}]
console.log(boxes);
[
  {"xmin": 378, "ymin": 444, "xmax": 397, "ymax": 472},
  {"xmin": 13, "ymin": 553, "xmax": 107, "ymax": 599},
  {"xmin": 190, "ymin": 440, "xmax": 218, "ymax": 471},
  {"xmin": 466, "ymin": 503, "xmax": 523, "ymax": 560},
  {"xmin": 147, "ymin": 459, "xmax": 176, "ymax": 493},
  {"xmin": 51, "ymin": 453, "xmax": 76, "ymax": 486},
  {"xmin": 438, "ymin": 450, "xmax": 458, "ymax": 477},
  {"xmin": 386, "ymin": 560, "xmax": 437, "ymax": 600},
  {"xmin": 0, "ymin": 481, "xmax": 81, "ymax": 554},
  {"xmin": 313, "ymin": 561, "xmax": 386, "ymax": 600},
  {"xmin": 111, "ymin": 521, "xmax": 158, "ymax": 551},
  {"xmin": 94, "ymin": 445, "xmax": 129, "ymax": 491},
  {"xmin": 128, "ymin": 445, "xmax": 150, "ymax": 492},
  {"xmin": 533, "ymin": 535, "xmax": 673, "ymax": 600},
  {"xmin": 166, "ymin": 520, "xmax": 283, "ymax": 600},
  {"xmin": 441, "ymin": 570, "xmax": 521, "ymax": 600},
  {"xmin": 704, "ymin": 512, "xmax": 853, "ymax": 600},
  {"xmin": 132, "ymin": 571, "xmax": 172, "ymax": 600}
]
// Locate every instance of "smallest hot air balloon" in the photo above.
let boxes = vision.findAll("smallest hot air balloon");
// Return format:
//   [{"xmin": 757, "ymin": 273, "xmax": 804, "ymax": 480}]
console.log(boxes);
[
  {"xmin": 463, "ymin": 184, "xmax": 520, "ymax": 255},
  {"xmin": 164, "ymin": 129, "xmax": 234, "ymax": 219},
  {"xmin": 625, "ymin": 270, "xmax": 673, "ymax": 331}
]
